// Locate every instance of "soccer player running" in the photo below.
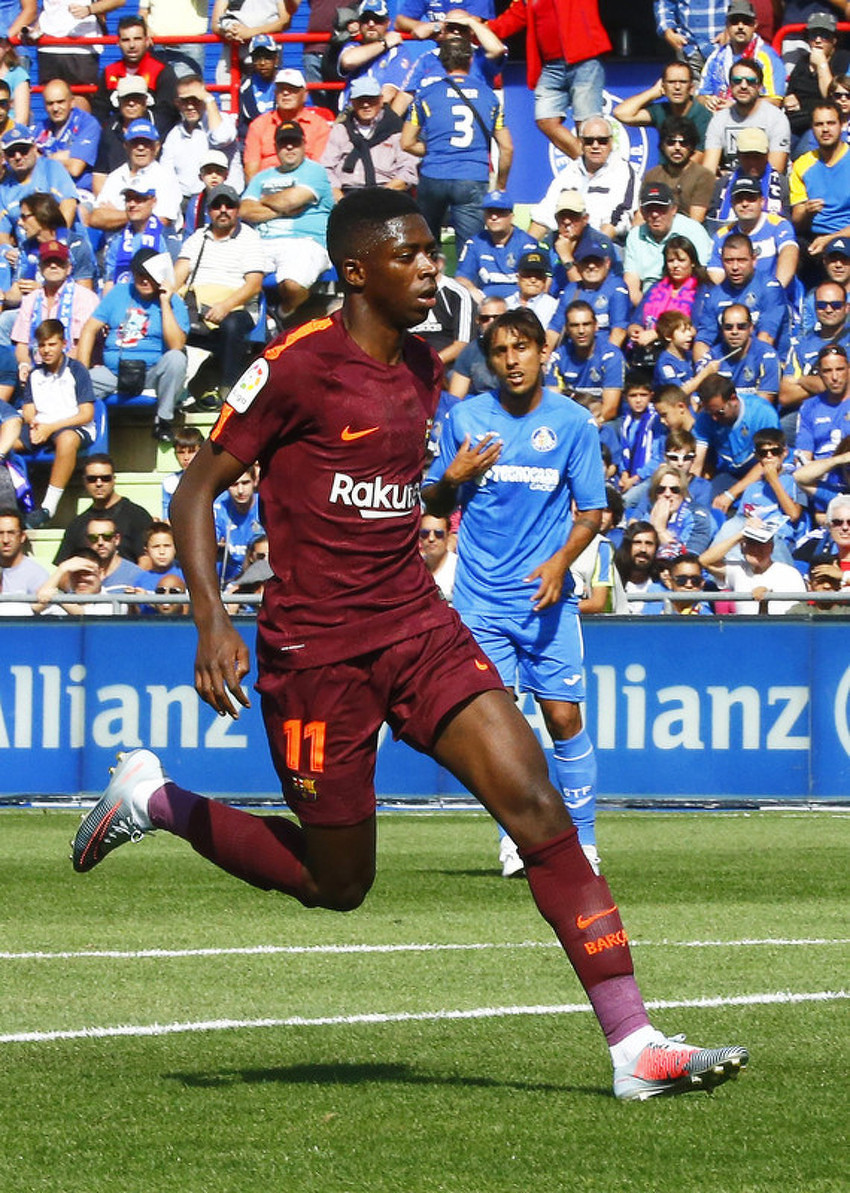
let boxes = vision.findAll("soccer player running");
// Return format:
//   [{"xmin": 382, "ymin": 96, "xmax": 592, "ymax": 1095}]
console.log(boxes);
[
  {"xmin": 423, "ymin": 307, "xmax": 604, "ymax": 880},
  {"xmin": 71, "ymin": 189, "xmax": 748, "ymax": 1101}
]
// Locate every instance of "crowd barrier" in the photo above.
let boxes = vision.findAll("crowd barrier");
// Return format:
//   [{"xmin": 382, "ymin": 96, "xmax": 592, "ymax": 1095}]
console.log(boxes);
[{"xmin": 1, "ymin": 616, "xmax": 846, "ymax": 802}]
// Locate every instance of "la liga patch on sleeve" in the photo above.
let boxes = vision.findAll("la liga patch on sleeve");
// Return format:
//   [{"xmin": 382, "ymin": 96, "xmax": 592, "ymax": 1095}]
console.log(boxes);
[{"xmin": 227, "ymin": 357, "xmax": 270, "ymax": 414}]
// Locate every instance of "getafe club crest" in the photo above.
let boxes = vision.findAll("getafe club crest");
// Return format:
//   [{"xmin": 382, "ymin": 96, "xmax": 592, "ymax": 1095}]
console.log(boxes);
[{"xmin": 531, "ymin": 425, "xmax": 557, "ymax": 452}]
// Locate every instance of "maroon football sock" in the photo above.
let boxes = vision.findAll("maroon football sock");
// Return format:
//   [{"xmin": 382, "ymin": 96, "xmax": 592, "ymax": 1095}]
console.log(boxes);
[
  {"xmin": 521, "ymin": 827, "xmax": 650, "ymax": 1046},
  {"xmin": 149, "ymin": 782, "xmax": 310, "ymax": 903}
]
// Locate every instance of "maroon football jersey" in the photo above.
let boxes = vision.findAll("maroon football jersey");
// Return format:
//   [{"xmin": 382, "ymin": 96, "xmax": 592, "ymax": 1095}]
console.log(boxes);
[{"xmin": 210, "ymin": 311, "xmax": 453, "ymax": 668}]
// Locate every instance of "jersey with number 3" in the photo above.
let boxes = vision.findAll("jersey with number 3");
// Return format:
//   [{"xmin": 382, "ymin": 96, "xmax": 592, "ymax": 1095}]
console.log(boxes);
[{"xmin": 410, "ymin": 74, "xmax": 502, "ymax": 181}]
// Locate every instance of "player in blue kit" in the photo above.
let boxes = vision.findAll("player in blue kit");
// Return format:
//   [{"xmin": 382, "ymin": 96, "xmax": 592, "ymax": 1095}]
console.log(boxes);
[{"xmin": 424, "ymin": 307, "xmax": 606, "ymax": 875}]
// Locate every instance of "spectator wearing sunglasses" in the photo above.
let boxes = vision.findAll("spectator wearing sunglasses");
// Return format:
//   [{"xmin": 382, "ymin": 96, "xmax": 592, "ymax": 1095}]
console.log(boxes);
[
  {"xmin": 794, "ymin": 343, "xmax": 850, "ymax": 468},
  {"xmin": 700, "ymin": 302, "xmax": 780, "ymax": 404},
  {"xmin": 642, "ymin": 116, "xmax": 715, "ymax": 223},
  {"xmin": 708, "ymin": 176, "xmax": 798, "ymax": 289},
  {"xmin": 418, "ymin": 512, "xmax": 456, "ymax": 602},
  {"xmin": 447, "ymin": 296, "xmax": 506, "ymax": 399},
  {"xmin": 697, "ymin": 0, "xmax": 785, "ymax": 109},
  {"xmin": 76, "ymin": 513, "xmax": 140, "ymax": 590},
  {"xmin": 633, "ymin": 464, "xmax": 714, "ymax": 555},
  {"xmin": 708, "ymin": 428, "xmax": 802, "ymax": 562},
  {"xmin": 666, "ymin": 552, "xmax": 713, "ymax": 615},
  {"xmin": 780, "ymin": 282, "xmax": 850, "ymax": 424},
  {"xmin": 702, "ymin": 57, "xmax": 791, "ymax": 176},
  {"xmin": 53, "ymin": 452, "xmax": 153, "ymax": 566},
  {"xmin": 527, "ymin": 116, "xmax": 639, "ymax": 245}
]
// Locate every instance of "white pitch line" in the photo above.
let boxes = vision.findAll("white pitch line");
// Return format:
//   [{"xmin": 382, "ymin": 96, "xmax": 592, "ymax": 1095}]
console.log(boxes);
[
  {"xmin": 0, "ymin": 989, "xmax": 846, "ymax": 1046},
  {"xmin": 0, "ymin": 937, "xmax": 846, "ymax": 962}
]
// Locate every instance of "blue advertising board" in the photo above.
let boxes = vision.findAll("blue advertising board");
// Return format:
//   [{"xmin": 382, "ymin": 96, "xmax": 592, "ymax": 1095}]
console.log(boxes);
[{"xmin": 0, "ymin": 618, "xmax": 847, "ymax": 802}]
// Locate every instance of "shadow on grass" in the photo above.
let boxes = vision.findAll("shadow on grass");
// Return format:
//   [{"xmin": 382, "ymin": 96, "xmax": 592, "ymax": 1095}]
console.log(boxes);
[{"xmin": 164, "ymin": 1060, "xmax": 604, "ymax": 1098}]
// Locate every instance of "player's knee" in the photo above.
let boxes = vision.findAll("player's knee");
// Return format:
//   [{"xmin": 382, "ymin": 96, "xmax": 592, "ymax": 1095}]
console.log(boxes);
[{"xmin": 315, "ymin": 872, "xmax": 375, "ymax": 912}]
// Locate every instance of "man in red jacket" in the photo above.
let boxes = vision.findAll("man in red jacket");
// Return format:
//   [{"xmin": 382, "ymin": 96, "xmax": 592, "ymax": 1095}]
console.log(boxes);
[
  {"xmin": 91, "ymin": 14, "xmax": 180, "ymax": 137},
  {"xmin": 489, "ymin": 0, "xmax": 610, "ymax": 158}
]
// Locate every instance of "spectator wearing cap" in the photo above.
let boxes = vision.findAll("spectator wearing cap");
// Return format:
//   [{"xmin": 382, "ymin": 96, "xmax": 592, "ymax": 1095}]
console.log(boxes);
[
  {"xmin": 4, "ymin": 192, "xmax": 96, "ymax": 308},
  {"xmin": 183, "ymin": 150, "xmax": 236, "ymax": 234},
  {"xmin": 455, "ymin": 189, "xmax": 540, "ymax": 304},
  {"xmin": 89, "ymin": 118, "xmax": 183, "ymax": 245},
  {"xmin": 613, "ymin": 62, "xmax": 712, "ymax": 153},
  {"xmin": 780, "ymin": 282, "xmax": 850, "ymax": 423},
  {"xmin": 241, "ymin": 120, "xmax": 333, "ymax": 320},
  {"xmin": 548, "ymin": 299, "xmax": 626, "ymax": 420},
  {"xmin": 699, "ymin": 516, "xmax": 806, "ymax": 613},
  {"xmin": 692, "ymin": 372, "xmax": 780, "ymax": 498},
  {"xmin": 709, "ymin": 125, "xmax": 791, "ymax": 224},
  {"xmin": 642, "ymin": 116, "xmax": 716, "ymax": 222},
  {"xmin": 527, "ymin": 117, "xmax": 639, "ymax": 244},
  {"xmin": 401, "ymin": 34, "xmax": 512, "ymax": 247},
  {"xmin": 697, "ymin": 0, "xmax": 785, "ymax": 108},
  {"xmin": 101, "ymin": 184, "xmax": 170, "ymax": 289},
  {"xmin": 34, "ymin": 79, "xmax": 101, "ymax": 203},
  {"xmin": 244, "ymin": 67, "xmax": 335, "ymax": 180},
  {"xmin": 489, "ymin": 0, "xmax": 609, "ymax": 160},
  {"xmin": 549, "ymin": 241, "xmax": 631, "ymax": 348},
  {"xmin": 174, "ymin": 185, "xmax": 265, "ymax": 402},
  {"xmin": 702, "ymin": 58, "xmax": 791, "ymax": 176},
  {"xmin": 622, "ymin": 181, "xmax": 712, "ymax": 306},
  {"xmin": 238, "ymin": 34, "xmax": 279, "ymax": 136},
  {"xmin": 504, "ymin": 250, "xmax": 559, "ymax": 346},
  {"xmin": 91, "ymin": 14, "xmax": 180, "ymax": 138},
  {"xmin": 76, "ymin": 247, "xmax": 190, "ymax": 443},
  {"xmin": 798, "ymin": 235, "xmax": 850, "ymax": 336},
  {"xmin": 320, "ymin": 75, "xmax": 418, "ymax": 200},
  {"xmin": 538, "ymin": 190, "xmax": 618, "ymax": 297},
  {"xmin": 700, "ymin": 301, "xmax": 781, "ymax": 403},
  {"xmin": 161, "ymin": 73, "xmax": 241, "ymax": 200},
  {"xmin": 694, "ymin": 231, "xmax": 790, "ymax": 360},
  {"xmin": 0, "ymin": 123, "xmax": 79, "ymax": 240},
  {"xmin": 211, "ymin": 0, "xmax": 294, "ymax": 90},
  {"xmin": 92, "ymin": 76, "xmax": 157, "ymax": 183},
  {"xmin": 9, "ymin": 240, "xmax": 98, "ymax": 377},
  {"xmin": 708, "ymin": 175, "xmax": 798, "ymax": 288},
  {"xmin": 790, "ymin": 101, "xmax": 850, "ymax": 262},
  {"xmin": 337, "ymin": 0, "xmax": 408, "ymax": 110},
  {"xmin": 136, "ymin": 0, "xmax": 211, "ymax": 80},
  {"xmin": 785, "ymin": 12, "xmax": 850, "ymax": 146}
]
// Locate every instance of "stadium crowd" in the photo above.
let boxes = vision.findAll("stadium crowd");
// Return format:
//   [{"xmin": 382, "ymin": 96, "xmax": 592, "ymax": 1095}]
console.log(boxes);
[{"xmin": 0, "ymin": 0, "xmax": 849, "ymax": 616}]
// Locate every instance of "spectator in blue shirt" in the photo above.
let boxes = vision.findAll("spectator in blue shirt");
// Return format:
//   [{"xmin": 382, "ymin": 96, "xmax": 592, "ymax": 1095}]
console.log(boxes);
[
  {"xmin": 703, "ymin": 302, "xmax": 781, "ymax": 403},
  {"xmin": 617, "ymin": 369, "xmax": 666, "ymax": 508},
  {"xmin": 550, "ymin": 242, "xmax": 631, "ymax": 348},
  {"xmin": 694, "ymin": 232, "xmax": 790, "ymax": 360},
  {"xmin": 708, "ymin": 427, "xmax": 803, "ymax": 563},
  {"xmin": 34, "ymin": 79, "xmax": 101, "ymax": 202},
  {"xmin": 455, "ymin": 189, "xmax": 539, "ymax": 303},
  {"xmin": 693, "ymin": 372, "xmax": 780, "ymax": 500},
  {"xmin": 549, "ymin": 299, "xmax": 626, "ymax": 421},
  {"xmin": 707, "ymin": 175, "xmax": 798, "ymax": 289},
  {"xmin": 795, "ymin": 342, "xmax": 850, "ymax": 464}
]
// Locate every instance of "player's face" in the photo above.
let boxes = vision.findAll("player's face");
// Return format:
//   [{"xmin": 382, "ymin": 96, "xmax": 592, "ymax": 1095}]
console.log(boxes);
[
  {"xmin": 488, "ymin": 327, "xmax": 545, "ymax": 402},
  {"xmin": 354, "ymin": 214, "xmax": 439, "ymax": 329},
  {"xmin": 0, "ymin": 516, "xmax": 23, "ymax": 567}
]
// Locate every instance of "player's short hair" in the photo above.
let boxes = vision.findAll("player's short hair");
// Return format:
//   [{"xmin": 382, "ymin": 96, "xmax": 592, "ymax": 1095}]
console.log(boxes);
[
  {"xmin": 326, "ymin": 188, "xmax": 423, "ymax": 277},
  {"xmin": 35, "ymin": 318, "xmax": 65, "ymax": 344},
  {"xmin": 482, "ymin": 308, "xmax": 546, "ymax": 356}
]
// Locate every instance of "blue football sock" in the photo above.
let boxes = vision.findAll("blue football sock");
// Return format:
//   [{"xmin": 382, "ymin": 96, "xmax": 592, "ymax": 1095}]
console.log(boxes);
[{"xmin": 552, "ymin": 728, "xmax": 597, "ymax": 847}]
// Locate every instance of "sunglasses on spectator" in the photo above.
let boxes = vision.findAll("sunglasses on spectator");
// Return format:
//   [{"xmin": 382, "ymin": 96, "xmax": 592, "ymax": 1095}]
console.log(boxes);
[
  {"xmin": 210, "ymin": 199, "xmax": 238, "ymax": 209},
  {"xmin": 360, "ymin": 13, "xmax": 388, "ymax": 22},
  {"xmin": 730, "ymin": 74, "xmax": 758, "ymax": 86},
  {"xmin": 666, "ymin": 450, "xmax": 695, "ymax": 462},
  {"xmin": 664, "ymin": 136, "xmax": 689, "ymax": 145},
  {"xmin": 4, "ymin": 144, "xmax": 31, "ymax": 156},
  {"xmin": 0, "ymin": 99, "xmax": 9, "ymax": 107},
  {"xmin": 444, "ymin": 22, "xmax": 467, "ymax": 34},
  {"xmin": 581, "ymin": 135, "xmax": 610, "ymax": 145},
  {"xmin": 756, "ymin": 445, "xmax": 783, "ymax": 457},
  {"xmin": 728, "ymin": 15, "xmax": 756, "ymax": 24},
  {"xmin": 419, "ymin": 528, "xmax": 446, "ymax": 540},
  {"xmin": 722, "ymin": 321, "xmax": 749, "ymax": 330},
  {"xmin": 155, "ymin": 586, "xmax": 184, "ymax": 594},
  {"xmin": 833, "ymin": 90, "xmax": 850, "ymax": 98},
  {"xmin": 87, "ymin": 531, "xmax": 116, "ymax": 543},
  {"xmin": 479, "ymin": 313, "xmax": 499, "ymax": 323},
  {"xmin": 830, "ymin": 517, "xmax": 850, "ymax": 527},
  {"xmin": 816, "ymin": 299, "xmax": 845, "ymax": 310},
  {"xmin": 85, "ymin": 473, "xmax": 113, "ymax": 483},
  {"xmin": 671, "ymin": 573, "xmax": 703, "ymax": 587},
  {"xmin": 658, "ymin": 484, "xmax": 682, "ymax": 494}
]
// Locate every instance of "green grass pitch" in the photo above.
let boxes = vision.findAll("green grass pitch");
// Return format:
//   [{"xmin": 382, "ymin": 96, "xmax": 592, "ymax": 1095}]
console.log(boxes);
[{"xmin": 0, "ymin": 807, "xmax": 847, "ymax": 1193}]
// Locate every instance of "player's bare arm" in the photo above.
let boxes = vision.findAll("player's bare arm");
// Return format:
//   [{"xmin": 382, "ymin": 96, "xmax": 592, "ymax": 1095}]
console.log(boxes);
[
  {"xmin": 422, "ymin": 433, "xmax": 502, "ymax": 516},
  {"xmin": 525, "ymin": 508, "xmax": 602, "ymax": 610},
  {"xmin": 170, "ymin": 438, "xmax": 253, "ymax": 719}
]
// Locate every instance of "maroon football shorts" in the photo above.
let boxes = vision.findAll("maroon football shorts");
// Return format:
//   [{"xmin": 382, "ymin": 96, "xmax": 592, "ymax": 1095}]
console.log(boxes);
[{"xmin": 257, "ymin": 616, "xmax": 504, "ymax": 827}]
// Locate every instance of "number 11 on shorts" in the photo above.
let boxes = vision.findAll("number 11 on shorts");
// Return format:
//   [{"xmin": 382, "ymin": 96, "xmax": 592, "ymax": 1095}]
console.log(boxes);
[{"xmin": 283, "ymin": 719, "xmax": 327, "ymax": 773}]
